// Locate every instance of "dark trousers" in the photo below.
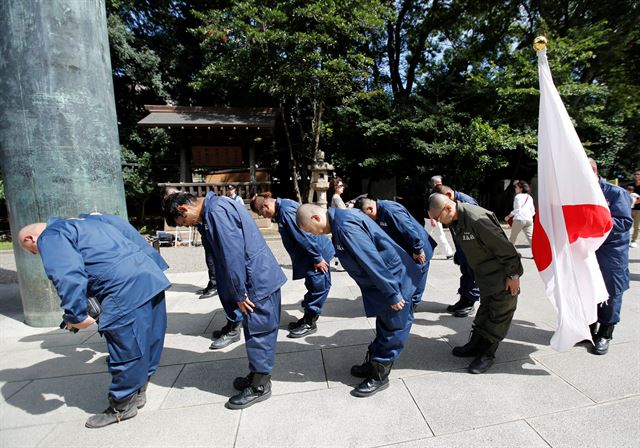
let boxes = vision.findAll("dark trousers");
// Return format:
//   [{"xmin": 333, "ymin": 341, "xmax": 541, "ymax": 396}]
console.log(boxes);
[
  {"xmin": 598, "ymin": 293, "xmax": 623, "ymax": 325},
  {"xmin": 243, "ymin": 289, "xmax": 281, "ymax": 373},
  {"xmin": 104, "ymin": 292, "xmax": 167, "ymax": 400},
  {"xmin": 412, "ymin": 261, "xmax": 430, "ymax": 305},
  {"xmin": 202, "ymin": 234, "xmax": 217, "ymax": 288},
  {"xmin": 458, "ymin": 260, "xmax": 480, "ymax": 302},
  {"xmin": 472, "ymin": 289, "xmax": 518, "ymax": 343},
  {"xmin": 302, "ymin": 269, "xmax": 331, "ymax": 314},
  {"xmin": 370, "ymin": 302, "xmax": 414, "ymax": 364},
  {"xmin": 453, "ymin": 236, "xmax": 480, "ymax": 302}
]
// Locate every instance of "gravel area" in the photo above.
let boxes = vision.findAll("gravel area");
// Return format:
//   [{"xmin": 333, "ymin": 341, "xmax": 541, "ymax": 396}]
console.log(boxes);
[{"xmin": 0, "ymin": 236, "xmax": 291, "ymax": 282}]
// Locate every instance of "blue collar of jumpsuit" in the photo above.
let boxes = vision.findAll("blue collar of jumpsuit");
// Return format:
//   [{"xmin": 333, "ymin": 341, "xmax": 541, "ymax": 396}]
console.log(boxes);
[{"xmin": 275, "ymin": 197, "xmax": 283, "ymax": 221}]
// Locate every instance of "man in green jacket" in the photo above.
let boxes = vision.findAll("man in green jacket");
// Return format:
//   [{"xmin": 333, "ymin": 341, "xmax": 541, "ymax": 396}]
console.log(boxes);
[{"xmin": 428, "ymin": 193, "xmax": 523, "ymax": 374}]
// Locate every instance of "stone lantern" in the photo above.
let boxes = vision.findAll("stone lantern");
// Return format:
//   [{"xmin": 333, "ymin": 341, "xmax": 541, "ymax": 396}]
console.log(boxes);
[{"xmin": 307, "ymin": 150, "xmax": 334, "ymax": 208}]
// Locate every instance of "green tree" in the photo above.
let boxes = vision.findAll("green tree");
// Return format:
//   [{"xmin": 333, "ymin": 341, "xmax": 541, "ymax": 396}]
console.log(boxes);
[{"xmin": 192, "ymin": 0, "xmax": 387, "ymax": 201}]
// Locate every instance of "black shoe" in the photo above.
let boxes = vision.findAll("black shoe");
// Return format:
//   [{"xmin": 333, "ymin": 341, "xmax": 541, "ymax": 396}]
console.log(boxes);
[
  {"xmin": 210, "ymin": 321, "xmax": 242, "ymax": 349},
  {"xmin": 226, "ymin": 373, "xmax": 272, "ymax": 409},
  {"xmin": 199, "ymin": 288, "xmax": 217, "ymax": 299},
  {"xmin": 136, "ymin": 382, "xmax": 148, "ymax": 409},
  {"xmin": 85, "ymin": 394, "xmax": 138, "ymax": 428},
  {"xmin": 287, "ymin": 311, "xmax": 319, "ymax": 338},
  {"xmin": 447, "ymin": 297, "xmax": 475, "ymax": 317},
  {"xmin": 468, "ymin": 341, "xmax": 499, "ymax": 374},
  {"xmin": 452, "ymin": 332, "xmax": 483, "ymax": 357},
  {"xmin": 196, "ymin": 283, "xmax": 217, "ymax": 295},
  {"xmin": 351, "ymin": 361, "xmax": 393, "ymax": 397},
  {"xmin": 592, "ymin": 324, "xmax": 614, "ymax": 355}
]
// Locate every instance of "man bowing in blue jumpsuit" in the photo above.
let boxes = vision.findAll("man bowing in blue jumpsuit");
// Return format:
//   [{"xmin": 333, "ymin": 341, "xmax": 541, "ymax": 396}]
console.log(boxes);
[
  {"xmin": 18, "ymin": 217, "xmax": 170, "ymax": 428},
  {"xmin": 297, "ymin": 204, "xmax": 421, "ymax": 397},
  {"xmin": 162, "ymin": 192, "xmax": 287, "ymax": 409},
  {"xmin": 251, "ymin": 192, "xmax": 334, "ymax": 337},
  {"xmin": 355, "ymin": 197, "xmax": 434, "ymax": 309},
  {"xmin": 589, "ymin": 159, "xmax": 633, "ymax": 355}
]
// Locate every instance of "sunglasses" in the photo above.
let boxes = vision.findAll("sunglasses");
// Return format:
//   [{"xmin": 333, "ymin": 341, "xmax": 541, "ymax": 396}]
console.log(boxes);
[{"xmin": 432, "ymin": 206, "xmax": 447, "ymax": 222}]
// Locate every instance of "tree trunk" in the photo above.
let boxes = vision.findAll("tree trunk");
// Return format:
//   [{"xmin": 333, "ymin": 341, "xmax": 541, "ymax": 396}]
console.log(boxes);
[
  {"xmin": 280, "ymin": 103, "xmax": 302, "ymax": 203},
  {"xmin": 312, "ymin": 100, "xmax": 324, "ymax": 160},
  {"xmin": 137, "ymin": 197, "xmax": 147, "ymax": 228}
]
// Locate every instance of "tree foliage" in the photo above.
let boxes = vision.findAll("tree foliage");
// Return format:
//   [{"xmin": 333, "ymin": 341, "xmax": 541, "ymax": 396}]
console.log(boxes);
[{"xmin": 106, "ymin": 0, "xmax": 640, "ymax": 216}]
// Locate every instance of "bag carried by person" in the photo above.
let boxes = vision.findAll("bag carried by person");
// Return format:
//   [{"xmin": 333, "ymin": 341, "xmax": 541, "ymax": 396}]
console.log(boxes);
[{"xmin": 507, "ymin": 194, "xmax": 530, "ymax": 228}]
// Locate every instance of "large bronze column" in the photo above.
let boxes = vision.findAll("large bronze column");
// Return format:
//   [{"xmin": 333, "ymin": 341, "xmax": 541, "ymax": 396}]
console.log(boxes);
[{"xmin": 0, "ymin": 0, "xmax": 127, "ymax": 326}]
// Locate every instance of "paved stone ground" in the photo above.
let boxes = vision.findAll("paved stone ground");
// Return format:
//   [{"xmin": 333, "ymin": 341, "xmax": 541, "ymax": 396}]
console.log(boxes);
[{"xmin": 0, "ymin": 230, "xmax": 638, "ymax": 447}]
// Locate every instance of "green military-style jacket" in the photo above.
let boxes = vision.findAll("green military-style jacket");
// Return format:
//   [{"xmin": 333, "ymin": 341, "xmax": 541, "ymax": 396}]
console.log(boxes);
[{"xmin": 450, "ymin": 202, "xmax": 524, "ymax": 296}]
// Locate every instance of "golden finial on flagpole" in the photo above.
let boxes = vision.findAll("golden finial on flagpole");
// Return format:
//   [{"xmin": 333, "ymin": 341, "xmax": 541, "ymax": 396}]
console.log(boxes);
[{"xmin": 533, "ymin": 35, "xmax": 548, "ymax": 52}]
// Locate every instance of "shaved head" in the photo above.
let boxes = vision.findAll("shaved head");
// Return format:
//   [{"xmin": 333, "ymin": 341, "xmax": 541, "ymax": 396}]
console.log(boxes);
[
  {"xmin": 18, "ymin": 222, "xmax": 47, "ymax": 254},
  {"xmin": 428, "ymin": 193, "xmax": 457, "ymax": 225},
  {"xmin": 296, "ymin": 204, "xmax": 330, "ymax": 235},
  {"xmin": 354, "ymin": 197, "xmax": 377, "ymax": 220},
  {"xmin": 433, "ymin": 184, "xmax": 454, "ymax": 199}
]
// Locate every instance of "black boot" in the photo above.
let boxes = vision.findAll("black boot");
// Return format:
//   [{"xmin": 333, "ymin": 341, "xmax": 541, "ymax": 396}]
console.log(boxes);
[
  {"xmin": 352, "ymin": 361, "xmax": 392, "ymax": 397},
  {"xmin": 350, "ymin": 349, "xmax": 372, "ymax": 378},
  {"xmin": 589, "ymin": 323, "xmax": 598, "ymax": 342},
  {"xmin": 452, "ymin": 332, "xmax": 483, "ymax": 357},
  {"xmin": 226, "ymin": 373, "xmax": 272, "ymax": 409},
  {"xmin": 468, "ymin": 340, "xmax": 499, "ymax": 374},
  {"xmin": 136, "ymin": 382, "xmax": 149, "ymax": 409},
  {"xmin": 85, "ymin": 394, "xmax": 138, "ymax": 428},
  {"xmin": 210, "ymin": 321, "xmax": 242, "ymax": 349},
  {"xmin": 593, "ymin": 324, "xmax": 614, "ymax": 355},
  {"xmin": 233, "ymin": 372, "xmax": 253, "ymax": 391},
  {"xmin": 447, "ymin": 297, "xmax": 476, "ymax": 317},
  {"xmin": 288, "ymin": 311, "xmax": 319, "ymax": 338}
]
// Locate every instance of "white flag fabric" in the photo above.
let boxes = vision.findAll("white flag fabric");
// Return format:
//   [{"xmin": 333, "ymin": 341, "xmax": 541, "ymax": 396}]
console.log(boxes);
[{"xmin": 532, "ymin": 48, "xmax": 613, "ymax": 352}]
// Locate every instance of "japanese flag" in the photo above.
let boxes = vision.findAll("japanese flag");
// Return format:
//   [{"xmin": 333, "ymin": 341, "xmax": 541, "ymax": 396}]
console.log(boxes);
[{"xmin": 531, "ymin": 48, "xmax": 612, "ymax": 352}]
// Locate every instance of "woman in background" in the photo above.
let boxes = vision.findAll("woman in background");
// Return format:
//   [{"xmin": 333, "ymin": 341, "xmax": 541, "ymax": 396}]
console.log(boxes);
[
  {"xmin": 329, "ymin": 177, "xmax": 347, "ymax": 209},
  {"xmin": 505, "ymin": 181, "xmax": 536, "ymax": 245}
]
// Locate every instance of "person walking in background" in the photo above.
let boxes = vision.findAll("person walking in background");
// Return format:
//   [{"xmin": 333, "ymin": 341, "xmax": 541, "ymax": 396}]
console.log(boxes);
[
  {"xmin": 628, "ymin": 170, "xmax": 640, "ymax": 248},
  {"xmin": 250, "ymin": 192, "xmax": 334, "ymax": 338},
  {"xmin": 225, "ymin": 184, "xmax": 245, "ymax": 206},
  {"xmin": 589, "ymin": 159, "xmax": 633, "ymax": 355},
  {"xmin": 426, "ymin": 175, "xmax": 454, "ymax": 259},
  {"xmin": 505, "ymin": 181, "xmax": 536, "ymax": 246}
]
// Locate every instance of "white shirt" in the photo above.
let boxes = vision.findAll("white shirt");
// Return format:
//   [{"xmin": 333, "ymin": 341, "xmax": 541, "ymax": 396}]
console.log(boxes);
[{"xmin": 511, "ymin": 193, "xmax": 535, "ymax": 221}]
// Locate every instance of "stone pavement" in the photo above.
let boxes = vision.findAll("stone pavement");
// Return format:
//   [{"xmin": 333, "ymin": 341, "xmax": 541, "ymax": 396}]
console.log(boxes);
[{"xmin": 0, "ymin": 232, "xmax": 638, "ymax": 447}]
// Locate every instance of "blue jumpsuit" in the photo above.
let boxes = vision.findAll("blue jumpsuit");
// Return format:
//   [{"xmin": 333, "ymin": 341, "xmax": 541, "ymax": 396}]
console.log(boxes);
[
  {"xmin": 374, "ymin": 200, "xmax": 434, "ymax": 306},
  {"xmin": 38, "ymin": 218, "xmax": 170, "ymax": 401},
  {"xmin": 275, "ymin": 198, "xmax": 334, "ymax": 314},
  {"xmin": 452, "ymin": 191, "xmax": 481, "ymax": 303},
  {"xmin": 328, "ymin": 208, "xmax": 421, "ymax": 363},
  {"xmin": 202, "ymin": 193, "xmax": 287, "ymax": 373},
  {"xmin": 596, "ymin": 178, "xmax": 632, "ymax": 325},
  {"xmin": 79, "ymin": 213, "xmax": 168, "ymax": 271}
]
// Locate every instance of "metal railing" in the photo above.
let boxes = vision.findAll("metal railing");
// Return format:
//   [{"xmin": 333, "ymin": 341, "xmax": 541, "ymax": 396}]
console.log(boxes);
[{"xmin": 158, "ymin": 182, "xmax": 272, "ymax": 202}]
